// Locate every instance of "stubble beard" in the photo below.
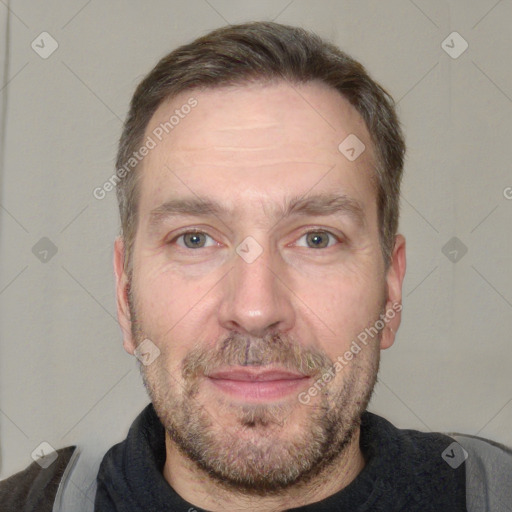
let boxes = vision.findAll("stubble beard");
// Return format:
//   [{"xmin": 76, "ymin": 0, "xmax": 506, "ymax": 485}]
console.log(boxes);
[{"xmin": 128, "ymin": 286, "xmax": 381, "ymax": 495}]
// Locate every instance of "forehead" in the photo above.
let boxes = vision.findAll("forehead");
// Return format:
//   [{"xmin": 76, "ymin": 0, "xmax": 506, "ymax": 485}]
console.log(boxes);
[{"xmin": 137, "ymin": 80, "xmax": 377, "ymax": 220}]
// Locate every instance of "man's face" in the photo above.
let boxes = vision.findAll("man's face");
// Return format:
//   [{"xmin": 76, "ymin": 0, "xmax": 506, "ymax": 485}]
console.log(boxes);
[{"xmin": 115, "ymin": 80, "xmax": 405, "ymax": 492}]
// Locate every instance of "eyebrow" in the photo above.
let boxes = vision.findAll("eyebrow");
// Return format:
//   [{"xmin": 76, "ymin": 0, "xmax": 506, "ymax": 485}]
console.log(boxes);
[{"xmin": 147, "ymin": 192, "xmax": 366, "ymax": 233}]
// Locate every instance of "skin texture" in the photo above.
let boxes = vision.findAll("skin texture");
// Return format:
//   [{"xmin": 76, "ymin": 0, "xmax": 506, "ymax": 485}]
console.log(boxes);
[{"xmin": 114, "ymin": 80, "xmax": 406, "ymax": 512}]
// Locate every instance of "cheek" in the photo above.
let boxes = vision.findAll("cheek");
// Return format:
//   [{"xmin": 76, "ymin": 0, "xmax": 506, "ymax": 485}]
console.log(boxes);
[
  {"xmin": 132, "ymin": 271, "xmax": 185, "ymax": 336},
  {"xmin": 136, "ymin": 263, "xmax": 201, "ymax": 314},
  {"xmin": 302, "ymin": 258, "xmax": 383, "ymax": 307},
  {"xmin": 294, "ymin": 267, "xmax": 385, "ymax": 353},
  {"xmin": 132, "ymin": 268, "xmax": 217, "ymax": 358}
]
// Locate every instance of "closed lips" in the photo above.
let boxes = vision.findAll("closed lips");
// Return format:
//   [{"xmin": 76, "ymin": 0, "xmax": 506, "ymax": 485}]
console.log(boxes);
[{"xmin": 207, "ymin": 369, "xmax": 309, "ymax": 381}]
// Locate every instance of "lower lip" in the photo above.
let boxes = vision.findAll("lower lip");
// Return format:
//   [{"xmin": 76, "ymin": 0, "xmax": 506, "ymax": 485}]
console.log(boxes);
[{"xmin": 207, "ymin": 377, "xmax": 310, "ymax": 401}]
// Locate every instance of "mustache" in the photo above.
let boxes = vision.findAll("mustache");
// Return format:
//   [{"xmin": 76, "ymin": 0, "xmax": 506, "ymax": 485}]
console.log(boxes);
[{"xmin": 181, "ymin": 332, "xmax": 333, "ymax": 381}]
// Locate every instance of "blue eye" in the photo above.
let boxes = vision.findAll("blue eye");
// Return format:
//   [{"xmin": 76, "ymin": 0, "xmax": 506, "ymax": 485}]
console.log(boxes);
[
  {"xmin": 296, "ymin": 230, "xmax": 338, "ymax": 249},
  {"xmin": 175, "ymin": 232, "xmax": 216, "ymax": 249},
  {"xmin": 170, "ymin": 229, "xmax": 340, "ymax": 251}
]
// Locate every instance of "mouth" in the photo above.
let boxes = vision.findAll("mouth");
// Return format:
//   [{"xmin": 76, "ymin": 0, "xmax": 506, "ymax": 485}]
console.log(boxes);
[{"xmin": 205, "ymin": 367, "xmax": 312, "ymax": 402}]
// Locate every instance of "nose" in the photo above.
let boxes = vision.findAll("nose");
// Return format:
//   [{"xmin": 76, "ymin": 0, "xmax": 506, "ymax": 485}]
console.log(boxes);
[{"xmin": 217, "ymin": 239, "xmax": 296, "ymax": 338}]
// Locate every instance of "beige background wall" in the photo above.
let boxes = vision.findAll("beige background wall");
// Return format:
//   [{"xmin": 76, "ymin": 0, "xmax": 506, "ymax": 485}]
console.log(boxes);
[{"xmin": 1, "ymin": 0, "xmax": 511, "ymax": 487}]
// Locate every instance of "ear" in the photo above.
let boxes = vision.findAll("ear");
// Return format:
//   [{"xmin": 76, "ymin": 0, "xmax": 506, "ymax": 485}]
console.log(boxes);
[
  {"xmin": 114, "ymin": 236, "xmax": 136, "ymax": 355},
  {"xmin": 380, "ymin": 234, "xmax": 406, "ymax": 350}
]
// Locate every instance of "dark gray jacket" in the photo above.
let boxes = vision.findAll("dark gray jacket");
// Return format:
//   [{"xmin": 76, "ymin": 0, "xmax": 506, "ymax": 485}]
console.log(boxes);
[{"xmin": 1, "ymin": 410, "xmax": 511, "ymax": 511}]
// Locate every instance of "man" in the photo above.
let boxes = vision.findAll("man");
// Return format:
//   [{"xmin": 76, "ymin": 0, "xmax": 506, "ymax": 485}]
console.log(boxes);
[
  {"xmin": 96, "ymin": 20, "xmax": 512, "ymax": 511},
  {"xmin": 1, "ymin": 21, "xmax": 510, "ymax": 512}
]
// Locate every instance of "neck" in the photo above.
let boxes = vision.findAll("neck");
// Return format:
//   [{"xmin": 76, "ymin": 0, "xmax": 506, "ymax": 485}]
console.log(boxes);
[{"xmin": 162, "ymin": 427, "xmax": 365, "ymax": 512}]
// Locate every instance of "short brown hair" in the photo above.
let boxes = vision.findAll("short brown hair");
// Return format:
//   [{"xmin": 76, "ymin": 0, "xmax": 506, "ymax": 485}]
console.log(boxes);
[{"xmin": 116, "ymin": 21, "xmax": 405, "ymax": 274}]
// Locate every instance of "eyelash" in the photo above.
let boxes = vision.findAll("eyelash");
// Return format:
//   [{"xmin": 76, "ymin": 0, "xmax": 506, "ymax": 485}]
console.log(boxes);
[{"xmin": 168, "ymin": 228, "xmax": 342, "ymax": 250}]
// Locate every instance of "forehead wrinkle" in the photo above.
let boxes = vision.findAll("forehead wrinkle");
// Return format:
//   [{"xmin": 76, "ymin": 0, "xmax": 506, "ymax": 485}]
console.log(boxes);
[
  {"xmin": 147, "ymin": 191, "xmax": 367, "ymax": 237},
  {"xmin": 147, "ymin": 197, "xmax": 228, "ymax": 235},
  {"xmin": 267, "ymin": 193, "xmax": 367, "ymax": 228}
]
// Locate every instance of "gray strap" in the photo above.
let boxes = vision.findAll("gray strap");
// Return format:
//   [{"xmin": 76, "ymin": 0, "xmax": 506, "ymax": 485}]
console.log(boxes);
[{"xmin": 451, "ymin": 434, "xmax": 512, "ymax": 512}]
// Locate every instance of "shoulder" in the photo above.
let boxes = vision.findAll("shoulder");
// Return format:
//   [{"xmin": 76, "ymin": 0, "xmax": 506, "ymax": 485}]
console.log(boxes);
[
  {"xmin": 362, "ymin": 411, "xmax": 463, "ymax": 464},
  {"xmin": 360, "ymin": 413, "xmax": 467, "ymax": 509},
  {"xmin": 0, "ymin": 445, "xmax": 78, "ymax": 512},
  {"xmin": 450, "ymin": 432, "xmax": 512, "ymax": 512},
  {"xmin": 0, "ymin": 440, "xmax": 116, "ymax": 512},
  {"xmin": 363, "ymin": 412, "xmax": 512, "ymax": 511}
]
